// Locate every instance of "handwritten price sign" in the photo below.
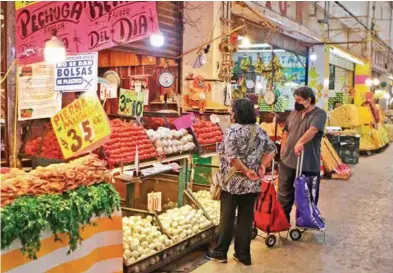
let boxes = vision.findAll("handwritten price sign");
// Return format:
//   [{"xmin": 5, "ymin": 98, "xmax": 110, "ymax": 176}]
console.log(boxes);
[
  {"xmin": 147, "ymin": 192, "xmax": 162, "ymax": 212},
  {"xmin": 118, "ymin": 89, "xmax": 144, "ymax": 117},
  {"xmin": 51, "ymin": 93, "xmax": 111, "ymax": 159}
]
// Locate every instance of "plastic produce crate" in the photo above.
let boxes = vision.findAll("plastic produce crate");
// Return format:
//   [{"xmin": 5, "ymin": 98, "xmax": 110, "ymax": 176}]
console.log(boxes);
[{"xmin": 339, "ymin": 135, "xmax": 360, "ymax": 164}]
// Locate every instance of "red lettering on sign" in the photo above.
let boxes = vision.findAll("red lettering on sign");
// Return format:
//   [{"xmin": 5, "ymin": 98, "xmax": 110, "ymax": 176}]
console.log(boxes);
[
  {"xmin": 279, "ymin": 1, "xmax": 288, "ymax": 16},
  {"xmin": 296, "ymin": 2, "xmax": 304, "ymax": 24},
  {"xmin": 265, "ymin": 1, "xmax": 272, "ymax": 10}
]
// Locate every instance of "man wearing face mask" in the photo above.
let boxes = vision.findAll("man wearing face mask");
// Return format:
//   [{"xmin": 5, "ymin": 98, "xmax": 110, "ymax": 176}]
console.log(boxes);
[{"xmin": 278, "ymin": 86, "xmax": 327, "ymax": 221}]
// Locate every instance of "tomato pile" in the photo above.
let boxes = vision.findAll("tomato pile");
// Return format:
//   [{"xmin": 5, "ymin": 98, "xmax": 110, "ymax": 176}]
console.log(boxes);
[
  {"xmin": 103, "ymin": 119, "xmax": 158, "ymax": 166},
  {"xmin": 192, "ymin": 121, "xmax": 223, "ymax": 151},
  {"xmin": 24, "ymin": 130, "xmax": 63, "ymax": 159},
  {"xmin": 144, "ymin": 117, "xmax": 176, "ymax": 130}
]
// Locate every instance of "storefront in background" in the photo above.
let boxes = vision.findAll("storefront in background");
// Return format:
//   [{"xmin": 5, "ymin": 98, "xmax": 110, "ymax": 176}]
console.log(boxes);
[
  {"xmin": 231, "ymin": 16, "xmax": 308, "ymax": 113},
  {"xmin": 328, "ymin": 52, "xmax": 355, "ymax": 110}
]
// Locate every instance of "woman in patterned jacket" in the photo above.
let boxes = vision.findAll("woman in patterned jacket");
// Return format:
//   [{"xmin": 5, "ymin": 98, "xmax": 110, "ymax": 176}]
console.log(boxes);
[{"xmin": 206, "ymin": 98, "xmax": 276, "ymax": 266}]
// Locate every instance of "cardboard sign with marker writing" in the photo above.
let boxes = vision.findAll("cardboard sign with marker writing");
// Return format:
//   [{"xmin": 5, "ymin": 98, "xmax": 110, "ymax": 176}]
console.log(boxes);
[
  {"xmin": 118, "ymin": 89, "xmax": 144, "ymax": 117},
  {"xmin": 50, "ymin": 93, "xmax": 111, "ymax": 159},
  {"xmin": 147, "ymin": 192, "xmax": 162, "ymax": 212}
]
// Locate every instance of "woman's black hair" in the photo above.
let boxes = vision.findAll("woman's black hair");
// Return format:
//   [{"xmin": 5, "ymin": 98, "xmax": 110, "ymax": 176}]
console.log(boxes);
[
  {"xmin": 294, "ymin": 86, "xmax": 316, "ymax": 105},
  {"xmin": 232, "ymin": 98, "xmax": 257, "ymax": 124}
]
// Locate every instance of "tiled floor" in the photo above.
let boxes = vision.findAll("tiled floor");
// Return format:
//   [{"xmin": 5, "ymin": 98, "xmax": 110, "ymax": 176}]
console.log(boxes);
[{"xmin": 189, "ymin": 145, "xmax": 393, "ymax": 273}]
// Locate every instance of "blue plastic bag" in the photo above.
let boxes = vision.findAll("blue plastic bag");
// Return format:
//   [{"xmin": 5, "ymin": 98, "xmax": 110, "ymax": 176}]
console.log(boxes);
[
  {"xmin": 295, "ymin": 175, "xmax": 326, "ymax": 230},
  {"xmin": 294, "ymin": 153, "xmax": 326, "ymax": 230}
]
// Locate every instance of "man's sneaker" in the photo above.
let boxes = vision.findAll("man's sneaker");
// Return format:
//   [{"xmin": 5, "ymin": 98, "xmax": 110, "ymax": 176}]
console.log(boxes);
[
  {"xmin": 233, "ymin": 253, "xmax": 251, "ymax": 266},
  {"xmin": 205, "ymin": 251, "xmax": 227, "ymax": 263}
]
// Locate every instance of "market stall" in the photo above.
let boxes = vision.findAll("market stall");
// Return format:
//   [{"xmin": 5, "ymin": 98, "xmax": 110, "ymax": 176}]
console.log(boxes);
[{"xmin": 1, "ymin": 155, "xmax": 122, "ymax": 272}]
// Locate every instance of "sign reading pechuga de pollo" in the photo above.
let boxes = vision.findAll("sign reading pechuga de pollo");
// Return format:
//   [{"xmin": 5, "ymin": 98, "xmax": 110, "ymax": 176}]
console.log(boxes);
[
  {"xmin": 16, "ymin": 1, "xmax": 159, "ymax": 65},
  {"xmin": 50, "ymin": 93, "xmax": 111, "ymax": 159}
]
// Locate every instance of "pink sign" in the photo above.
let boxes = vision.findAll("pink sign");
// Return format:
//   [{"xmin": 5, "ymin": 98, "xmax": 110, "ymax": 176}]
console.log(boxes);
[
  {"xmin": 16, "ymin": 1, "xmax": 159, "ymax": 65},
  {"xmin": 355, "ymin": 75, "xmax": 368, "ymax": 85},
  {"xmin": 174, "ymin": 114, "xmax": 195, "ymax": 130}
]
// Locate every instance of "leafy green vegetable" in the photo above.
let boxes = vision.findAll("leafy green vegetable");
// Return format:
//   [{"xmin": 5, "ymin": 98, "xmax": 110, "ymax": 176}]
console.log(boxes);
[{"xmin": 1, "ymin": 183, "xmax": 120, "ymax": 259}]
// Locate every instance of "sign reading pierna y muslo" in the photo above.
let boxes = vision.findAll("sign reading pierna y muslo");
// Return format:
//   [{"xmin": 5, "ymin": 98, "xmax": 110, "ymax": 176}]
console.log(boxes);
[{"xmin": 50, "ymin": 93, "xmax": 111, "ymax": 159}]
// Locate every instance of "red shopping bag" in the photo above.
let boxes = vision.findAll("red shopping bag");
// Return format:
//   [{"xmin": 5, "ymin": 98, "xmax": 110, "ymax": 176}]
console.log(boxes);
[{"xmin": 254, "ymin": 181, "xmax": 290, "ymax": 233}]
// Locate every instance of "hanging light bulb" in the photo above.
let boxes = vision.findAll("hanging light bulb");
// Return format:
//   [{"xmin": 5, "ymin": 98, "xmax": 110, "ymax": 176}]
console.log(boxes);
[
  {"xmin": 372, "ymin": 78, "xmax": 380, "ymax": 86},
  {"xmin": 150, "ymin": 31, "xmax": 164, "ymax": 47},
  {"xmin": 241, "ymin": 36, "xmax": 250, "ymax": 47},
  {"xmin": 365, "ymin": 78, "xmax": 373, "ymax": 87},
  {"xmin": 44, "ymin": 35, "xmax": 66, "ymax": 64},
  {"xmin": 309, "ymin": 48, "xmax": 317, "ymax": 61}
]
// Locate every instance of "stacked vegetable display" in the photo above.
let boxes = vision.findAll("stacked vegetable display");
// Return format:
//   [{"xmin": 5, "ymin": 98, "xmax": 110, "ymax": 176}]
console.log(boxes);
[
  {"xmin": 144, "ymin": 117, "xmax": 177, "ymax": 130},
  {"xmin": 193, "ymin": 190, "xmax": 220, "ymax": 225},
  {"xmin": 158, "ymin": 205, "xmax": 213, "ymax": 243},
  {"xmin": 122, "ymin": 215, "xmax": 173, "ymax": 266},
  {"xmin": 329, "ymin": 104, "xmax": 361, "ymax": 128},
  {"xmin": 146, "ymin": 127, "xmax": 196, "ymax": 156},
  {"xmin": 192, "ymin": 121, "xmax": 223, "ymax": 152},
  {"xmin": 1, "ymin": 154, "xmax": 111, "ymax": 206},
  {"xmin": 103, "ymin": 119, "xmax": 159, "ymax": 166},
  {"xmin": 24, "ymin": 128, "xmax": 63, "ymax": 159}
]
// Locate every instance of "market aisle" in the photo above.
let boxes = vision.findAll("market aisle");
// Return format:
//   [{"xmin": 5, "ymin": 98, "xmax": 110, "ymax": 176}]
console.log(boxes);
[{"xmin": 191, "ymin": 146, "xmax": 393, "ymax": 273}]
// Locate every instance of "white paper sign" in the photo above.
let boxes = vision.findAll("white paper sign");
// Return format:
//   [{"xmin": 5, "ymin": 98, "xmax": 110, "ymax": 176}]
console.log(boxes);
[
  {"xmin": 210, "ymin": 114, "xmax": 220, "ymax": 123},
  {"xmin": 147, "ymin": 192, "xmax": 162, "ymax": 212},
  {"xmin": 54, "ymin": 52, "xmax": 98, "ymax": 92},
  {"xmin": 98, "ymin": 77, "xmax": 117, "ymax": 100},
  {"xmin": 17, "ymin": 63, "xmax": 62, "ymax": 120}
]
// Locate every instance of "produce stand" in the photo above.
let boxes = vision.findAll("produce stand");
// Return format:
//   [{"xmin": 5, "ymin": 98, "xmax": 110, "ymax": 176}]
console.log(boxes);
[
  {"xmin": 112, "ymin": 153, "xmax": 191, "ymax": 208},
  {"xmin": 121, "ymin": 191, "xmax": 217, "ymax": 273},
  {"xmin": 1, "ymin": 156, "xmax": 122, "ymax": 273}
]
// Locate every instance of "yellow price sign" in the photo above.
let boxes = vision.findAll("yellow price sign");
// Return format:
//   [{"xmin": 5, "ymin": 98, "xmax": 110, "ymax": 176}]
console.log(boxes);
[
  {"xmin": 15, "ymin": 1, "xmax": 36, "ymax": 10},
  {"xmin": 51, "ymin": 93, "xmax": 111, "ymax": 159},
  {"xmin": 118, "ymin": 88, "xmax": 144, "ymax": 117}
]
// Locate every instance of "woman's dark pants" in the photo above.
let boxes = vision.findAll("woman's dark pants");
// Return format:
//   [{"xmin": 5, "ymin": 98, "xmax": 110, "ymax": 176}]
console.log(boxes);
[{"xmin": 213, "ymin": 190, "xmax": 257, "ymax": 260}]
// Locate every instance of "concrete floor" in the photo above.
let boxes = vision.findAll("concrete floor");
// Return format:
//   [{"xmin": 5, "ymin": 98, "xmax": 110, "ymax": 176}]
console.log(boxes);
[{"xmin": 190, "ymin": 145, "xmax": 393, "ymax": 273}]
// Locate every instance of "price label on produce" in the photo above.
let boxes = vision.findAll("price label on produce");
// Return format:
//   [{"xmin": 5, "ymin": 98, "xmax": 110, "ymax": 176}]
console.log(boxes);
[
  {"xmin": 51, "ymin": 93, "xmax": 111, "ymax": 159},
  {"xmin": 118, "ymin": 88, "xmax": 144, "ymax": 117},
  {"xmin": 147, "ymin": 192, "xmax": 162, "ymax": 212}
]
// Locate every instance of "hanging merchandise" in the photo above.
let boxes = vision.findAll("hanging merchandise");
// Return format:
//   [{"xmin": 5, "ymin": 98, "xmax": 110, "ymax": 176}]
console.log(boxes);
[
  {"xmin": 185, "ymin": 76, "xmax": 211, "ymax": 112},
  {"xmin": 240, "ymin": 55, "xmax": 251, "ymax": 72},
  {"xmin": 17, "ymin": 63, "xmax": 62, "ymax": 121},
  {"xmin": 266, "ymin": 55, "xmax": 283, "ymax": 88},
  {"xmin": 54, "ymin": 53, "xmax": 98, "ymax": 92},
  {"xmin": 232, "ymin": 76, "xmax": 246, "ymax": 100},
  {"xmin": 193, "ymin": 50, "xmax": 208, "ymax": 69},
  {"xmin": 255, "ymin": 53, "xmax": 266, "ymax": 74},
  {"xmin": 224, "ymin": 83, "xmax": 232, "ymax": 106}
]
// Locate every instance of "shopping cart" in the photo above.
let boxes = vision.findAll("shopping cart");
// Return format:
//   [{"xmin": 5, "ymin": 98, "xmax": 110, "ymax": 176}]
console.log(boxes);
[
  {"xmin": 289, "ymin": 152, "xmax": 326, "ymax": 241},
  {"xmin": 251, "ymin": 162, "xmax": 291, "ymax": 247}
]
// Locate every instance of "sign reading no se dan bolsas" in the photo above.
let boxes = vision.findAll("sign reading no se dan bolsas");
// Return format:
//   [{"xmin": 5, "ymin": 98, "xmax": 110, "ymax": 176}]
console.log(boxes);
[{"xmin": 54, "ymin": 52, "xmax": 98, "ymax": 92}]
